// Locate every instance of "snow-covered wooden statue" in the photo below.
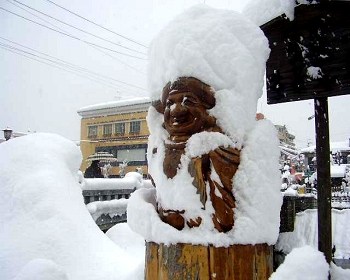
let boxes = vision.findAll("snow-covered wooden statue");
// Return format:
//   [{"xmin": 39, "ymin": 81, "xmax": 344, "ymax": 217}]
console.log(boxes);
[
  {"xmin": 154, "ymin": 76, "xmax": 239, "ymax": 233},
  {"xmin": 127, "ymin": 5, "xmax": 282, "ymax": 279}
]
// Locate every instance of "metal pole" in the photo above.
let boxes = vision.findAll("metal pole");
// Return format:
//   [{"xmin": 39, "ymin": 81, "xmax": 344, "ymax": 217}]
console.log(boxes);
[{"xmin": 314, "ymin": 97, "xmax": 332, "ymax": 264}]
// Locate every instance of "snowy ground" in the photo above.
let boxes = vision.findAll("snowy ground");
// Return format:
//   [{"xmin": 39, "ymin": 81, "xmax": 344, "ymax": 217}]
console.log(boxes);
[{"xmin": 0, "ymin": 133, "xmax": 349, "ymax": 279}]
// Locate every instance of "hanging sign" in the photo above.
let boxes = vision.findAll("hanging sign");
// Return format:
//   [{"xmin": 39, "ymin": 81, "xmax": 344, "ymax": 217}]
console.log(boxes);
[{"xmin": 261, "ymin": 2, "xmax": 350, "ymax": 104}]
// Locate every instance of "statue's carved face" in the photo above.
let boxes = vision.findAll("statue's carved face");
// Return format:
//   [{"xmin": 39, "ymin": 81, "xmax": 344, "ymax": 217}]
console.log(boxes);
[{"xmin": 164, "ymin": 91, "xmax": 211, "ymax": 137}]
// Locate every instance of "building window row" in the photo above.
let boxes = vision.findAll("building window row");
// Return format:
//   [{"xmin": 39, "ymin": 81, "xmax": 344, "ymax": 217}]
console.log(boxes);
[
  {"xmin": 96, "ymin": 144, "xmax": 147, "ymax": 166},
  {"xmin": 88, "ymin": 121, "xmax": 142, "ymax": 138}
]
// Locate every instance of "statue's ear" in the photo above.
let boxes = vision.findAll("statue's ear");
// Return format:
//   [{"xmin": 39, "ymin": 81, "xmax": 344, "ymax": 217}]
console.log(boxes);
[
  {"xmin": 204, "ymin": 114, "xmax": 217, "ymax": 129},
  {"xmin": 152, "ymin": 100, "xmax": 165, "ymax": 114}
]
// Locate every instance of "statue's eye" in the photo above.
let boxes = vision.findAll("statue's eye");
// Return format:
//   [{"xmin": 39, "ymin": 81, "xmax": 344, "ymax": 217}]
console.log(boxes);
[
  {"xmin": 182, "ymin": 97, "xmax": 195, "ymax": 106},
  {"xmin": 166, "ymin": 100, "xmax": 173, "ymax": 108}
]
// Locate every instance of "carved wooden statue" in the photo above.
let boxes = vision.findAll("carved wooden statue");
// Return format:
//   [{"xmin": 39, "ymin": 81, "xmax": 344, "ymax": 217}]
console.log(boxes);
[
  {"xmin": 146, "ymin": 77, "xmax": 273, "ymax": 280},
  {"xmin": 153, "ymin": 76, "xmax": 240, "ymax": 232}
]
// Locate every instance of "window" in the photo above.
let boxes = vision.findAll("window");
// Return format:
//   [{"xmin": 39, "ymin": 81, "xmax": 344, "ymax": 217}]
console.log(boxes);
[
  {"xmin": 129, "ymin": 121, "xmax": 141, "ymax": 134},
  {"xmin": 88, "ymin": 126, "xmax": 98, "ymax": 138},
  {"xmin": 117, "ymin": 148, "xmax": 145, "ymax": 162},
  {"xmin": 103, "ymin": 124, "xmax": 112, "ymax": 136},
  {"xmin": 115, "ymin": 123, "xmax": 125, "ymax": 135}
]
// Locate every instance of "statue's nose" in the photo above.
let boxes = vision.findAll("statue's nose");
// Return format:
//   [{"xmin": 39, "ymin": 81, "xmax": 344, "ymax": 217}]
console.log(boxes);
[{"xmin": 171, "ymin": 103, "xmax": 187, "ymax": 117}]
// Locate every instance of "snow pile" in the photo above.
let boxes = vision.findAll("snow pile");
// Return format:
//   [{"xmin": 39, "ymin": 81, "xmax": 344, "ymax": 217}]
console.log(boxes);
[
  {"xmin": 244, "ymin": 0, "xmax": 326, "ymax": 27},
  {"xmin": 82, "ymin": 171, "xmax": 151, "ymax": 191},
  {"xmin": 331, "ymin": 262, "xmax": 350, "ymax": 280},
  {"xmin": 87, "ymin": 198, "xmax": 128, "ymax": 221},
  {"xmin": 270, "ymin": 246, "xmax": 329, "ymax": 280},
  {"xmin": 243, "ymin": 0, "xmax": 321, "ymax": 27},
  {"xmin": 243, "ymin": 0, "xmax": 296, "ymax": 26},
  {"xmin": 82, "ymin": 177, "xmax": 139, "ymax": 190},
  {"xmin": 276, "ymin": 209, "xmax": 350, "ymax": 259},
  {"xmin": 105, "ymin": 223, "xmax": 145, "ymax": 280},
  {"xmin": 0, "ymin": 133, "xmax": 140, "ymax": 280},
  {"xmin": 12, "ymin": 259, "xmax": 69, "ymax": 280},
  {"xmin": 148, "ymin": 4, "xmax": 270, "ymax": 144}
]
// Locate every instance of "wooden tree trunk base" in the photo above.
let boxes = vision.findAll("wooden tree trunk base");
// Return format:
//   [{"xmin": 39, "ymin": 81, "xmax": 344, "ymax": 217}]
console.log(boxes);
[{"xmin": 145, "ymin": 242, "xmax": 273, "ymax": 280}]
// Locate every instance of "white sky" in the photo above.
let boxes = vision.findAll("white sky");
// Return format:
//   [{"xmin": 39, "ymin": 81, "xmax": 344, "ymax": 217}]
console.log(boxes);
[{"xmin": 1, "ymin": 0, "xmax": 349, "ymax": 147}]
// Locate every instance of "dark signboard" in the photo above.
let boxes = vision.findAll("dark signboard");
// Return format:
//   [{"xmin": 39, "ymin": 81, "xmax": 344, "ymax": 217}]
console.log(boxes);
[{"xmin": 261, "ymin": 2, "xmax": 350, "ymax": 104}]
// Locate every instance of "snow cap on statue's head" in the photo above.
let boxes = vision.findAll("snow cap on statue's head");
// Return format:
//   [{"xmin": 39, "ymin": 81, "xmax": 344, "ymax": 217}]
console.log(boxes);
[
  {"xmin": 147, "ymin": 4, "xmax": 270, "ymax": 144},
  {"xmin": 148, "ymin": 4, "xmax": 269, "ymax": 100}
]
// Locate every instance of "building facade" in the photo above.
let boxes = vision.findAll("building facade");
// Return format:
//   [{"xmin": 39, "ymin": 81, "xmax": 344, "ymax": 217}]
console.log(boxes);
[
  {"xmin": 78, "ymin": 97, "xmax": 151, "ymax": 177},
  {"xmin": 275, "ymin": 124, "xmax": 295, "ymax": 147}
]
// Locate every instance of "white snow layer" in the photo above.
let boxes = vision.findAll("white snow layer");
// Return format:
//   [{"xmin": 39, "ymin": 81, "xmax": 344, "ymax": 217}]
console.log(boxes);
[
  {"xmin": 243, "ymin": 0, "xmax": 296, "ymax": 26},
  {"xmin": 270, "ymin": 246, "xmax": 329, "ymax": 280},
  {"xmin": 87, "ymin": 198, "xmax": 128, "ymax": 221},
  {"xmin": 147, "ymin": 4, "xmax": 270, "ymax": 144},
  {"xmin": 1, "ymin": 133, "xmax": 349, "ymax": 280},
  {"xmin": 276, "ymin": 209, "xmax": 350, "ymax": 259},
  {"xmin": 129, "ymin": 119, "xmax": 282, "ymax": 246},
  {"xmin": 0, "ymin": 133, "xmax": 140, "ymax": 280}
]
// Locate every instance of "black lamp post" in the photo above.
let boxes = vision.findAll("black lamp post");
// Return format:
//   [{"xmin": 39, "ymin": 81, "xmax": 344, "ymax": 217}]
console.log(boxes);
[{"xmin": 2, "ymin": 127, "xmax": 13, "ymax": 141}]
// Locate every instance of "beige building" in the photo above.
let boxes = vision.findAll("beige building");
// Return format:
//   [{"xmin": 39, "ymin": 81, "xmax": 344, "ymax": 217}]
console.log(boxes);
[
  {"xmin": 275, "ymin": 124, "xmax": 295, "ymax": 147},
  {"xmin": 78, "ymin": 97, "xmax": 151, "ymax": 177}
]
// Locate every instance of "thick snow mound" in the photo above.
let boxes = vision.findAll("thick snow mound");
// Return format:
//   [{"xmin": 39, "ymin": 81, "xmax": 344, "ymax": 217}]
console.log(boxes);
[
  {"xmin": 148, "ymin": 4, "xmax": 270, "ymax": 144},
  {"xmin": 0, "ymin": 133, "xmax": 138, "ymax": 280},
  {"xmin": 243, "ymin": 0, "xmax": 296, "ymax": 26},
  {"xmin": 13, "ymin": 259, "xmax": 69, "ymax": 280},
  {"xmin": 276, "ymin": 209, "xmax": 350, "ymax": 259},
  {"xmin": 270, "ymin": 246, "xmax": 329, "ymax": 280}
]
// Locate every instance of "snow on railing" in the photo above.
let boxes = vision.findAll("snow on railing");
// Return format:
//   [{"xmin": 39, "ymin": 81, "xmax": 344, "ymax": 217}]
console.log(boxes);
[{"xmin": 80, "ymin": 172, "xmax": 154, "ymax": 231}]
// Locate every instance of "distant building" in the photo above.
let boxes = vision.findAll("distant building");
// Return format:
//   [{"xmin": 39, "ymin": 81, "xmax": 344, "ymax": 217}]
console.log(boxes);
[
  {"xmin": 300, "ymin": 140, "xmax": 350, "ymax": 172},
  {"xmin": 0, "ymin": 130, "xmax": 28, "ymax": 143},
  {"xmin": 77, "ymin": 97, "xmax": 151, "ymax": 177},
  {"xmin": 275, "ymin": 125, "xmax": 295, "ymax": 147}
]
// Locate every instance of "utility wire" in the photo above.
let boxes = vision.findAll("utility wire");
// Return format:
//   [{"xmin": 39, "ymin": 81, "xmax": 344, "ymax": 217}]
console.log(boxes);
[
  {"xmin": 0, "ymin": 6, "xmax": 146, "ymax": 60},
  {"xmin": 7, "ymin": 0, "xmax": 68, "ymax": 33},
  {"xmin": 4, "ymin": 0, "xmax": 145, "ymax": 75},
  {"xmin": 0, "ymin": 43, "xmax": 142, "ymax": 96},
  {"xmin": 0, "ymin": 38, "xmax": 147, "ymax": 91},
  {"xmin": 0, "ymin": 44, "xmax": 124, "ymax": 91},
  {"xmin": 90, "ymin": 45, "xmax": 146, "ymax": 75},
  {"xmin": 9, "ymin": 0, "xmax": 146, "ymax": 55},
  {"xmin": 43, "ymin": 0, "xmax": 148, "ymax": 49}
]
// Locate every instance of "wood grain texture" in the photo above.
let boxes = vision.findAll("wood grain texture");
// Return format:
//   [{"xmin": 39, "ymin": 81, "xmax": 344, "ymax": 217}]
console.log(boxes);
[{"xmin": 145, "ymin": 242, "xmax": 273, "ymax": 280}]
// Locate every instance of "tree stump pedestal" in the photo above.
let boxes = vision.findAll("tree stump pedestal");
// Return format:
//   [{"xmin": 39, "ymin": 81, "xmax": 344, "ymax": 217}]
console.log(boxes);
[{"xmin": 145, "ymin": 242, "xmax": 273, "ymax": 280}]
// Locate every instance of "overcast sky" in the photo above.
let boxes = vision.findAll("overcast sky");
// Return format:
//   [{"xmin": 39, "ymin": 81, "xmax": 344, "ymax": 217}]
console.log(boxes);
[{"xmin": 1, "ymin": 0, "xmax": 349, "ymax": 147}]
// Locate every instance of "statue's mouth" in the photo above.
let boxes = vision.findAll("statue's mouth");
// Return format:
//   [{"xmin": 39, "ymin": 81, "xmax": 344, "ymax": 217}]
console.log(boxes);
[
  {"xmin": 170, "ymin": 115, "xmax": 194, "ymax": 127},
  {"xmin": 171, "ymin": 116, "xmax": 187, "ymax": 125}
]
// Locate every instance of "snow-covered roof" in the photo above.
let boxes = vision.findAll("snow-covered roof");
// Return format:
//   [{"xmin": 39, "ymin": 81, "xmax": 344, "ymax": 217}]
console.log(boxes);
[
  {"xmin": 301, "ymin": 141, "xmax": 350, "ymax": 153},
  {"xmin": 77, "ymin": 97, "xmax": 151, "ymax": 118},
  {"xmin": 243, "ymin": 0, "xmax": 296, "ymax": 26},
  {"xmin": 331, "ymin": 165, "xmax": 348, "ymax": 178}
]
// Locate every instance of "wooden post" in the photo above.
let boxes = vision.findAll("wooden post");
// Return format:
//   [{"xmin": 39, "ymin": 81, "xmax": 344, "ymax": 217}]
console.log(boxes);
[
  {"xmin": 145, "ymin": 242, "xmax": 273, "ymax": 280},
  {"xmin": 314, "ymin": 97, "xmax": 332, "ymax": 264}
]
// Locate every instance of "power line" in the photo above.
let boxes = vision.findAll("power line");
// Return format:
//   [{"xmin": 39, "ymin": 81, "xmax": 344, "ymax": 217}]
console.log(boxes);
[
  {"xmin": 89, "ymin": 44, "xmax": 146, "ymax": 75},
  {"xmin": 6, "ymin": 0, "xmax": 68, "ymax": 33},
  {"xmin": 43, "ymin": 0, "xmax": 148, "ymax": 49},
  {"xmin": 0, "ymin": 44, "xmax": 123, "ymax": 91},
  {"xmin": 9, "ymin": 0, "xmax": 146, "ymax": 56},
  {"xmin": 4, "ymin": 0, "xmax": 145, "ymax": 75},
  {"xmin": 0, "ymin": 43, "xmax": 142, "ymax": 97},
  {"xmin": 0, "ymin": 38, "xmax": 147, "ymax": 92},
  {"xmin": 0, "ymin": 6, "xmax": 146, "ymax": 60}
]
